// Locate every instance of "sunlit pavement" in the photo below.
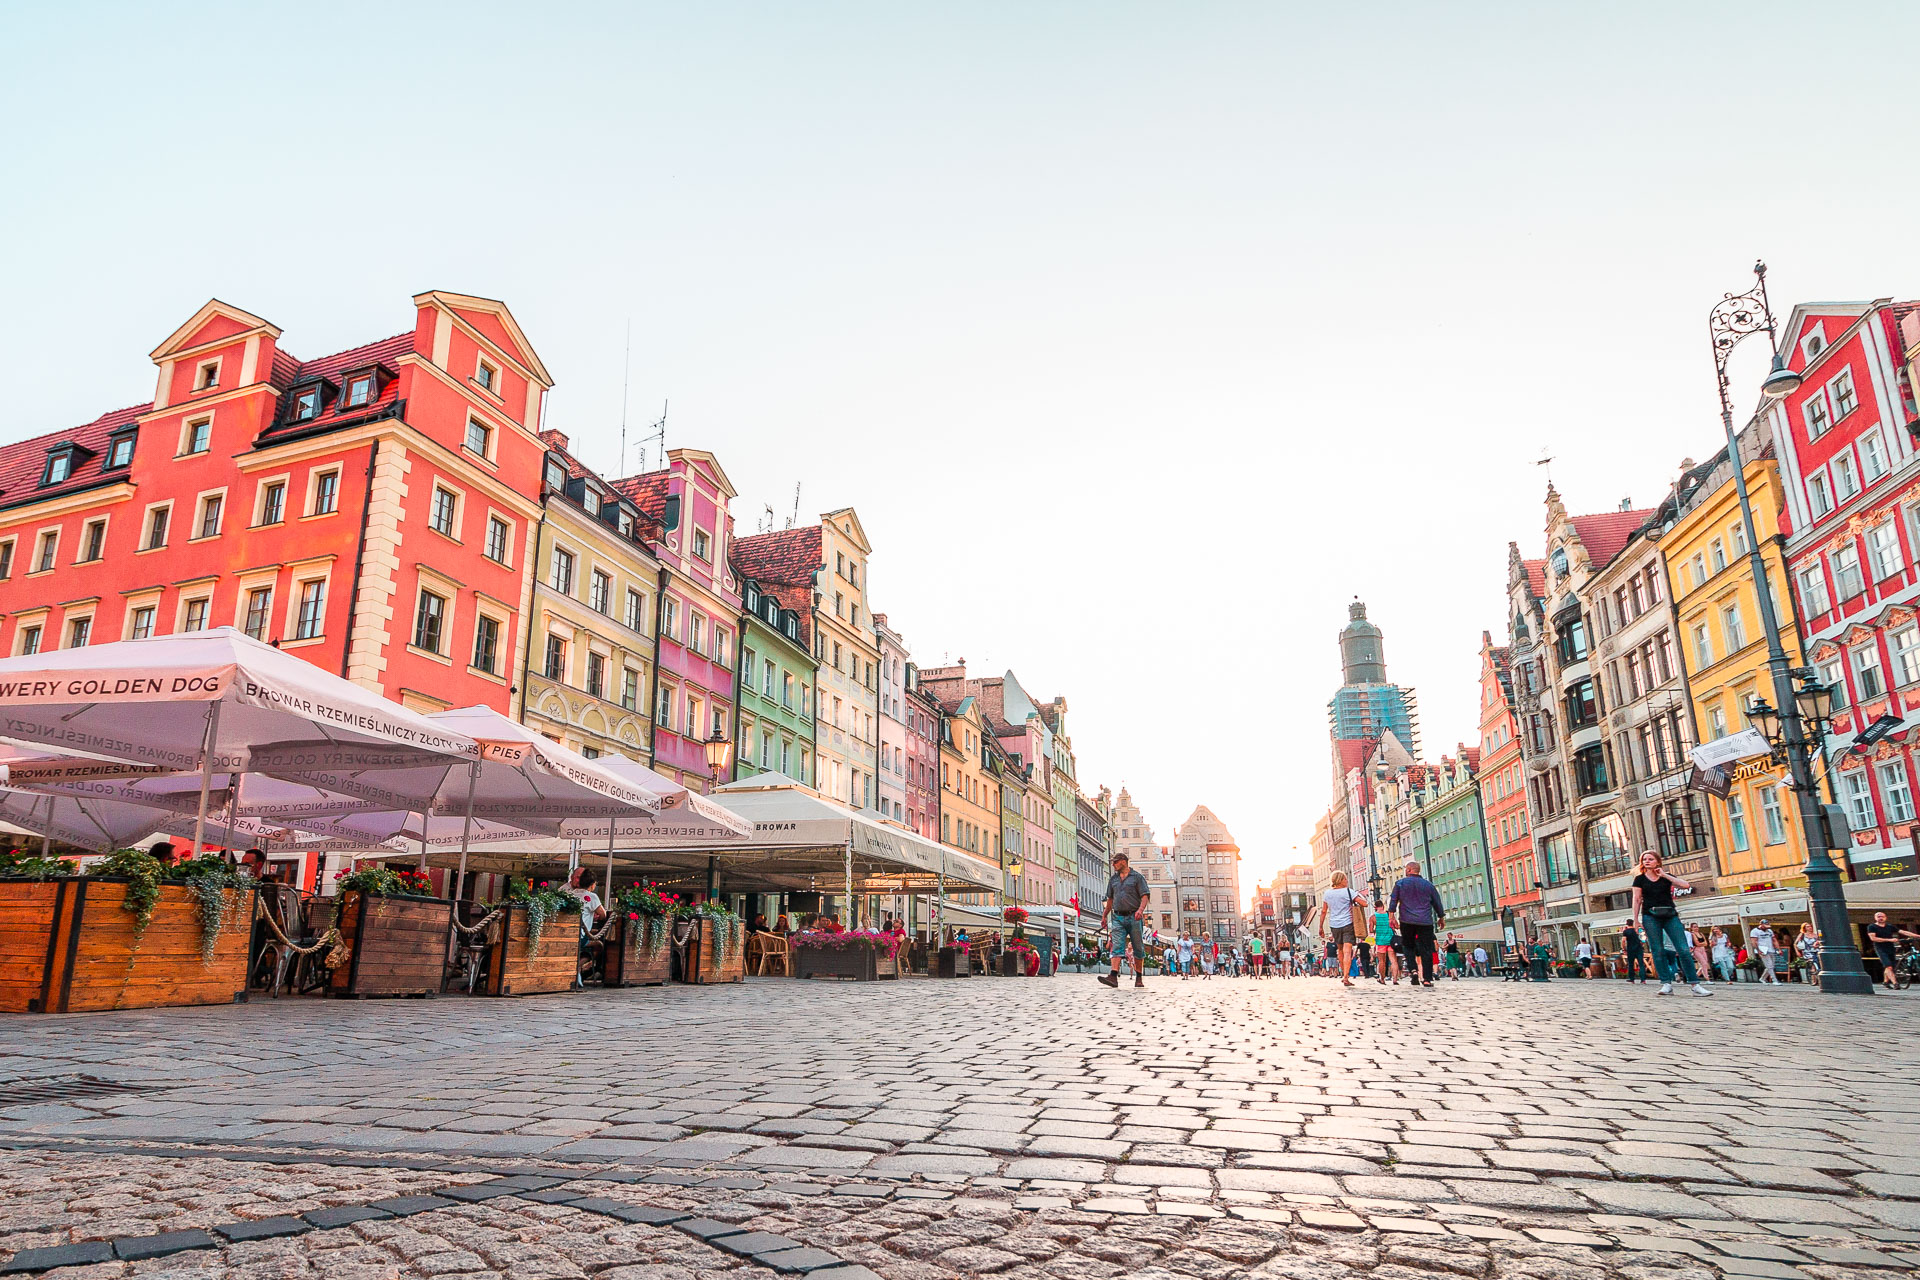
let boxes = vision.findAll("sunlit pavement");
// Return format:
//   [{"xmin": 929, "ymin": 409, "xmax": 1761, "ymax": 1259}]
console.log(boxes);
[{"xmin": 2, "ymin": 972, "xmax": 1917, "ymax": 1278}]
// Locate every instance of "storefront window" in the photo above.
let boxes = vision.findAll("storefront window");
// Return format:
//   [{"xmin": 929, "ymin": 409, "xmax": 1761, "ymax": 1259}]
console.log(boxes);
[{"xmin": 1582, "ymin": 814, "xmax": 1632, "ymax": 879}]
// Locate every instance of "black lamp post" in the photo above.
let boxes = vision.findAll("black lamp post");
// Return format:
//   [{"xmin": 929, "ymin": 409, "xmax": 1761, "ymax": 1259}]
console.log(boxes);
[{"xmin": 1708, "ymin": 261, "xmax": 1872, "ymax": 994}]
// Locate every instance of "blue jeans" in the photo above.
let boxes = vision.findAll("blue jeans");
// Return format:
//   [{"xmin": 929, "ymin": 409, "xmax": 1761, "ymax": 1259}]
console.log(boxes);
[
  {"xmin": 1642, "ymin": 914, "xmax": 1698, "ymax": 984},
  {"xmin": 1108, "ymin": 915, "xmax": 1145, "ymax": 967}
]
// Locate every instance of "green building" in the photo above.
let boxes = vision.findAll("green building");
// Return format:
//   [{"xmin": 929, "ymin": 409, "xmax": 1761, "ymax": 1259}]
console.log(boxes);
[
  {"xmin": 734, "ymin": 575, "xmax": 817, "ymax": 784},
  {"xmin": 1416, "ymin": 752, "xmax": 1494, "ymax": 932}
]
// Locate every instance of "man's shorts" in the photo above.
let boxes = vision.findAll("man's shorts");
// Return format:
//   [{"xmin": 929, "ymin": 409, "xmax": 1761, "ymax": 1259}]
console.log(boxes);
[
  {"xmin": 1108, "ymin": 914, "xmax": 1145, "ymax": 962},
  {"xmin": 1332, "ymin": 924, "xmax": 1356, "ymax": 945}
]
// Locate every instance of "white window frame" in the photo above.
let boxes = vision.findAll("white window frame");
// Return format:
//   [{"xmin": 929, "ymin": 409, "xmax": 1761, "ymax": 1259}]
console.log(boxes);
[
  {"xmin": 1870, "ymin": 520, "xmax": 1904, "ymax": 583},
  {"xmin": 1834, "ymin": 450, "xmax": 1860, "ymax": 502},
  {"xmin": 1853, "ymin": 643, "xmax": 1886, "ymax": 701},
  {"xmin": 1834, "ymin": 543, "xmax": 1865, "ymax": 599},
  {"xmin": 30, "ymin": 528, "xmax": 58, "ymax": 575},
  {"xmin": 1803, "ymin": 388, "xmax": 1833, "ymax": 440},
  {"xmin": 1808, "ymin": 469, "xmax": 1833, "ymax": 517},
  {"xmin": 288, "ymin": 575, "xmax": 329, "ymax": 644},
  {"xmin": 1862, "ymin": 429, "xmax": 1891, "ymax": 482},
  {"xmin": 464, "ymin": 415, "xmax": 497, "ymax": 461},
  {"xmin": 76, "ymin": 516, "xmax": 108, "ymax": 564},
  {"xmin": 307, "ymin": 466, "xmax": 342, "ymax": 517},
  {"xmin": 429, "ymin": 484, "xmax": 462, "ymax": 540},
  {"xmin": 1880, "ymin": 761, "xmax": 1916, "ymax": 824},
  {"xmin": 191, "ymin": 488, "xmax": 228, "ymax": 541},
  {"xmin": 470, "ymin": 603, "xmax": 508, "ymax": 678},
  {"xmin": 180, "ymin": 415, "xmax": 213, "ymax": 456},
  {"xmin": 1843, "ymin": 768, "xmax": 1876, "ymax": 832},
  {"xmin": 474, "ymin": 355, "xmax": 500, "ymax": 397},
  {"xmin": 253, "ymin": 473, "xmax": 291, "ymax": 527},
  {"xmin": 484, "ymin": 511, "xmax": 513, "ymax": 565},
  {"xmin": 1722, "ymin": 604, "xmax": 1745, "ymax": 652},
  {"xmin": 195, "ymin": 357, "xmax": 222, "ymax": 391},
  {"xmin": 1799, "ymin": 565, "xmax": 1831, "ymax": 616},
  {"xmin": 1830, "ymin": 366, "xmax": 1859, "ymax": 420},
  {"xmin": 1895, "ymin": 625, "xmax": 1920, "ymax": 687}
]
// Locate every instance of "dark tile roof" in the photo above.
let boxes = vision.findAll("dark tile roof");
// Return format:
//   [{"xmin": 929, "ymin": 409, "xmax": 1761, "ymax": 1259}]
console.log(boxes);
[
  {"xmin": 731, "ymin": 527, "xmax": 822, "ymax": 587},
  {"xmin": 255, "ymin": 333, "xmax": 413, "ymax": 443},
  {"xmin": 0, "ymin": 403, "xmax": 148, "ymax": 511},
  {"xmin": 612, "ymin": 471, "xmax": 670, "ymax": 520}
]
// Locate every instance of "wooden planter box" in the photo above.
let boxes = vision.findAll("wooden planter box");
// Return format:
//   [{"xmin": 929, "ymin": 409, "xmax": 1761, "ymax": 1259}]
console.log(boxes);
[
  {"xmin": 1, "ymin": 878, "xmax": 251, "ymax": 1014},
  {"xmin": 684, "ymin": 918, "xmax": 747, "ymax": 984},
  {"xmin": 329, "ymin": 890, "xmax": 452, "ymax": 998},
  {"xmin": 933, "ymin": 946, "xmax": 973, "ymax": 978},
  {"xmin": 796, "ymin": 942, "xmax": 900, "ymax": 981},
  {"xmin": 482, "ymin": 903, "xmax": 578, "ymax": 996},
  {"xmin": 605, "ymin": 913, "xmax": 672, "ymax": 987}
]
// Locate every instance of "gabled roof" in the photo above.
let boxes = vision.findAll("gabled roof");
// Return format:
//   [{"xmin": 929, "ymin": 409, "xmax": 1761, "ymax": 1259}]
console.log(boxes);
[
  {"xmin": 1569, "ymin": 509, "xmax": 1655, "ymax": 570},
  {"xmin": 412, "ymin": 290, "xmax": 553, "ymax": 387},
  {"xmin": 150, "ymin": 299, "xmax": 280, "ymax": 361},
  {"xmin": 612, "ymin": 471, "xmax": 669, "ymax": 520},
  {"xmin": 0, "ymin": 403, "xmax": 147, "ymax": 511},
  {"xmin": 255, "ymin": 333, "xmax": 412, "ymax": 444},
  {"xmin": 732, "ymin": 527, "xmax": 823, "ymax": 588}
]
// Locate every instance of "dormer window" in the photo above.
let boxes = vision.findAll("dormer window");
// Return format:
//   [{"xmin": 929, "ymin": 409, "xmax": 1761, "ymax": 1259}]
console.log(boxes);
[
  {"xmin": 291, "ymin": 387, "xmax": 321, "ymax": 422},
  {"xmin": 42, "ymin": 448, "xmax": 74, "ymax": 486},
  {"xmin": 544, "ymin": 457, "xmax": 567, "ymax": 492},
  {"xmin": 105, "ymin": 429, "xmax": 136, "ymax": 470},
  {"xmin": 344, "ymin": 374, "xmax": 375, "ymax": 408}
]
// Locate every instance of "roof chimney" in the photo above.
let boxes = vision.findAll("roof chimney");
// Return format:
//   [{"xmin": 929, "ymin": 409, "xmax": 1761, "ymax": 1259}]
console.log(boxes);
[
  {"xmin": 539, "ymin": 429, "xmax": 570, "ymax": 451},
  {"xmin": 1618, "ymin": 497, "xmax": 1632, "ymax": 512}
]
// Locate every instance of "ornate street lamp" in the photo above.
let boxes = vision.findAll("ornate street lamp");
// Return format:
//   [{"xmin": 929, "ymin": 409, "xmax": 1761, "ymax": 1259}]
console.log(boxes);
[
  {"xmin": 703, "ymin": 727, "xmax": 733, "ymax": 787},
  {"xmin": 1708, "ymin": 262, "xmax": 1871, "ymax": 994}
]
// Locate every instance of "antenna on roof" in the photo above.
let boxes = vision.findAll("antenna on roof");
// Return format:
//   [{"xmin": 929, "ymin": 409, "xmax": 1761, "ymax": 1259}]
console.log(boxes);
[
  {"xmin": 1534, "ymin": 448, "xmax": 1554, "ymax": 487},
  {"xmin": 639, "ymin": 401, "xmax": 667, "ymax": 472},
  {"xmin": 760, "ymin": 504, "xmax": 776, "ymax": 534},
  {"xmin": 785, "ymin": 482, "xmax": 801, "ymax": 530},
  {"xmin": 617, "ymin": 320, "xmax": 632, "ymax": 476}
]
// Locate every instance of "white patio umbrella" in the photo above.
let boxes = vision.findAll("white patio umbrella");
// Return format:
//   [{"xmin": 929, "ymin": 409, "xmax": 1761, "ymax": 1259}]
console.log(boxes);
[
  {"xmin": 0, "ymin": 629, "xmax": 480, "ymax": 857},
  {"xmin": 554, "ymin": 756, "xmax": 754, "ymax": 895},
  {"xmin": 0, "ymin": 786, "xmax": 298, "ymax": 854}
]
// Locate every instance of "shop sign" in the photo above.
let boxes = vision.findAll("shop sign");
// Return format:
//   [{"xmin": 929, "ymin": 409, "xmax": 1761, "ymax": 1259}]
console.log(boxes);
[
  {"xmin": 1856, "ymin": 851, "xmax": 1920, "ymax": 880},
  {"xmin": 1730, "ymin": 759, "xmax": 1782, "ymax": 783}
]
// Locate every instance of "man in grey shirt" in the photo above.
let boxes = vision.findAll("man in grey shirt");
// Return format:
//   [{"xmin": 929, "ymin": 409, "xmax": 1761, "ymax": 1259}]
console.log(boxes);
[{"xmin": 1099, "ymin": 852, "xmax": 1150, "ymax": 988}]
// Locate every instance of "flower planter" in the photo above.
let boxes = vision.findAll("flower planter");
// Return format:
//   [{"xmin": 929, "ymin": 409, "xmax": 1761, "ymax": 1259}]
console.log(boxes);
[
  {"xmin": 686, "ymin": 918, "xmax": 747, "ymax": 985},
  {"xmin": 329, "ymin": 890, "xmax": 452, "ymax": 998},
  {"xmin": 1, "ymin": 878, "xmax": 251, "ymax": 1014},
  {"xmin": 482, "ymin": 902, "xmax": 578, "ymax": 996},
  {"xmin": 933, "ymin": 946, "xmax": 972, "ymax": 978},
  {"xmin": 605, "ymin": 913, "xmax": 673, "ymax": 987},
  {"xmin": 794, "ymin": 942, "xmax": 899, "ymax": 981}
]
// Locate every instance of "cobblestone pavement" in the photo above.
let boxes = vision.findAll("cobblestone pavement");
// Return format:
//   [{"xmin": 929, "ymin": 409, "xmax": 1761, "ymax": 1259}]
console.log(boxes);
[{"xmin": 3, "ymin": 973, "xmax": 1919, "ymax": 1279}]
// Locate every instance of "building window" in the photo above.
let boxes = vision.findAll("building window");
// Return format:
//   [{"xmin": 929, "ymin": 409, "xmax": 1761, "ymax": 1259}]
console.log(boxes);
[
  {"xmin": 345, "ymin": 374, "xmax": 374, "ymax": 408},
  {"xmin": 662, "ymin": 597, "xmax": 677, "ymax": 640},
  {"xmin": 1869, "ymin": 521, "xmax": 1904, "ymax": 582},
  {"xmin": 290, "ymin": 386, "xmax": 321, "ymax": 422},
  {"xmin": 19, "ymin": 625, "xmax": 40, "ymax": 655},
  {"xmin": 692, "ymin": 528, "xmax": 711, "ymax": 561},
  {"xmin": 656, "ymin": 685, "xmax": 673, "ymax": 727},
  {"xmin": 1572, "ymin": 744, "xmax": 1609, "ymax": 796},
  {"xmin": 1692, "ymin": 623, "xmax": 1712, "ymax": 669},
  {"xmin": 78, "ymin": 520, "xmax": 105, "ymax": 563},
  {"xmin": 621, "ymin": 667, "xmax": 639, "ymax": 710},
  {"xmin": 243, "ymin": 588, "xmax": 272, "ymax": 640},
  {"xmin": 1760, "ymin": 785, "xmax": 1787, "ymax": 844},
  {"xmin": 475, "ymin": 360, "xmax": 497, "ymax": 393},
  {"xmin": 1854, "ymin": 643, "xmax": 1886, "ymax": 701},
  {"xmin": 106, "ymin": 432, "xmax": 135, "ymax": 470},
  {"xmin": 1880, "ymin": 762, "xmax": 1915, "ymax": 824},
  {"xmin": 142, "ymin": 505, "xmax": 169, "ymax": 550},
  {"xmin": 66, "ymin": 616, "xmax": 91, "ymax": 648},
  {"xmin": 1831, "ymin": 368, "xmax": 1858, "ymax": 419},
  {"xmin": 625, "ymin": 588, "xmax": 645, "ymax": 632},
  {"xmin": 472, "ymin": 614, "xmax": 500, "ymax": 673},
  {"xmin": 1834, "ymin": 544, "xmax": 1864, "ymax": 600},
  {"xmin": 1799, "ymin": 566, "xmax": 1830, "ymax": 617},
  {"xmin": 1835, "ymin": 452, "xmax": 1860, "ymax": 502},
  {"xmin": 1727, "ymin": 793, "xmax": 1750, "ymax": 852},
  {"xmin": 129, "ymin": 605, "xmax": 155, "ymax": 640},
  {"xmin": 413, "ymin": 590, "xmax": 446, "ymax": 654},
  {"xmin": 763, "ymin": 658, "xmax": 776, "ymax": 698},
  {"xmin": 1819, "ymin": 655, "xmax": 1847, "ymax": 709},
  {"xmin": 1710, "ymin": 538, "xmax": 1726, "ymax": 572},
  {"xmin": 197, "ymin": 494, "xmax": 223, "ymax": 539},
  {"xmin": 1863, "ymin": 431, "xmax": 1891, "ymax": 483},
  {"xmin": 1722, "ymin": 604, "xmax": 1745, "ymax": 652},
  {"xmin": 690, "ymin": 614, "xmax": 705, "ymax": 656},
  {"xmin": 182, "ymin": 598, "xmax": 209, "ymax": 632},
  {"xmin": 465, "ymin": 418, "xmax": 492, "ymax": 457},
  {"xmin": 1805, "ymin": 391, "xmax": 1831, "ymax": 439},
  {"xmin": 34, "ymin": 531, "xmax": 57, "ymax": 573},
  {"xmin": 1894, "ymin": 625, "xmax": 1920, "ymax": 687},
  {"xmin": 183, "ymin": 418, "xmax": 212, "ymax": 455},
  {"xmin": 259, "ymin": 481, "xmax": 286, "ymax": 526},
  {"xmin": 1808, "ymin": 471, "xmax": 1833, "ymax": 517},
  {"xmin": 312, "ymin": 470, "xmax": 339, "ymax": 515},
  {"xmin": 545, "ymin": 634, "xmax": 567, "ymax": 682},
  {"xmin": 590, "ymin": 570, "xmax": 611, "ymax": 614},
  {"xmin": 1842, "ymin": 769, "xmax": 1876, "ymax": 833},
  {"xmin": 43, "ymin": 451, "xmax": 73, "ymax": 486},
  {"xmin": 295, "ymin": 579, "xmax": 326, "ymax": 639},
  {"xmin": 0, "ymin": 541, "xmax": 11, "ymax": 579},
  {"xmin": 430, "ymin": 487, "xmax": 457, "ymax": 536},
  {"xmin": 586, "ymin": 651, "xmax": 606, "ymax": 699},
  {"xmin": 550, "ymin": 547, "xmax": 576, "ymax": 595}
]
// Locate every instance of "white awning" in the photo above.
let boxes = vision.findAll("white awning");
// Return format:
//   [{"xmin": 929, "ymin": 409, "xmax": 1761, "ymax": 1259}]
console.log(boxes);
[{"xmin": 1845, "ymin": 876, "xmax": 1920, "ymax": 912}]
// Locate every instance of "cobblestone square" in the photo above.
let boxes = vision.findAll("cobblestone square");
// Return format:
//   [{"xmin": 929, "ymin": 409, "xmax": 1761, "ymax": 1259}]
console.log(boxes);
[{"xmin": 3, "ymin": 975, "xmax": 1919, "ymax": 1278}]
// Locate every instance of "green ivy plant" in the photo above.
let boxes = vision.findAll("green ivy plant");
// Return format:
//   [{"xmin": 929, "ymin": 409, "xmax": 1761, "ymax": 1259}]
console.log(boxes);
[
  {"xmin": 505, "ymin": 877, "xmax": 579, "ymax": 956},
  {"xmin": 90, "ymin": 847, "xmax": 166, "ymax": 945},
  {"xmin": 699, "ymin": 901, "xmax": 741, "ymax": 968},
  {"xmin": 173, "ymin": 854, "xmax": 256, "ymax": 963},
  {"xmin": 0, "ymin": 846, "xmax": 74, "ymax": 879}
]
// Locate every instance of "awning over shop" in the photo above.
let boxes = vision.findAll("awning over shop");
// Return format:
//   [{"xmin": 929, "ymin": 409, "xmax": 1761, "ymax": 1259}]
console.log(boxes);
[{"xmin": 1844, "ymin": 875, "xmax": 1920, "ymax": 913}]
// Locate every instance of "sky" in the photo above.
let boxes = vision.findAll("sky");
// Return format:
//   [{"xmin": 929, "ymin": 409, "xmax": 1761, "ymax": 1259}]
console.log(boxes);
[{"xmin": 3, "ymin": 2, "xmax": 1918, "ymax": 906}]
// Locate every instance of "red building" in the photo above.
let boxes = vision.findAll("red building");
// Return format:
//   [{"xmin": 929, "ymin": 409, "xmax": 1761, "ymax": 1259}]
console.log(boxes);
[
  {"xmin": 0, "ymin": 293, "xmax": 551, "ymax": 717},
  {"xmin": 1772, "ymin": 298, "xmax": 1920, "ymax": 866},
  {"xmin": 1478, "ymin": 631, "xmax": 1540, "ymax": 934}
]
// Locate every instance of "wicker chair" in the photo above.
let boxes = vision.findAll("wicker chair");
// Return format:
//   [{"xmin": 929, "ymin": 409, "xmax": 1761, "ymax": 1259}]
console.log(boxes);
[{"xmin": 753, "ymin": 932, "xmax": 791, "ymax": 977}]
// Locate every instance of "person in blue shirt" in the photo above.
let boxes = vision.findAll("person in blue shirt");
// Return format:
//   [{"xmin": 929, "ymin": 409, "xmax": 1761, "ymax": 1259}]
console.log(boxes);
[{"xmin": 1388, "ymin": 860, "xmax": 1446, "ymax": 988}]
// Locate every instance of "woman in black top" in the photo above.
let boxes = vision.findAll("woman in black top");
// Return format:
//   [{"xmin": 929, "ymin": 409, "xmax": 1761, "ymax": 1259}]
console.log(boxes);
[{"xmin": 1631, "ymin": 851, "xmax": 1711, "ymax": 996}]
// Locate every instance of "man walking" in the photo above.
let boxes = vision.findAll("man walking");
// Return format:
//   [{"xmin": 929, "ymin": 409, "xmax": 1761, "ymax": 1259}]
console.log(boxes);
[
  {"xmin": 1622, "ymin": 923, "xmax": 1649, "ymax": 984},
  {"xmin": 1247, "ymin": 932, "xmax": 1265, "ymax": 978},
  {"xmin": 1098, "ymin": 853, "xmax": 1150, "ymax": 988},
  {"xmin": 1750, "ymin": 920, "xmax": 1781, "ymax": 985},
  {"xmin": 1388, "ymin": 860, "xmax": 1445, "ymax": 988}
]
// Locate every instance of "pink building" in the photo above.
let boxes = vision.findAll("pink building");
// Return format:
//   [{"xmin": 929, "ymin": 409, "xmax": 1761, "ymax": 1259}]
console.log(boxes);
[
  {"xmin": 615, "ymin": 448, "xmax": 741, "ymax": 792},
  {"xmin": 902, "ymin": 670, "xmax": 943, "ymax": 842}
]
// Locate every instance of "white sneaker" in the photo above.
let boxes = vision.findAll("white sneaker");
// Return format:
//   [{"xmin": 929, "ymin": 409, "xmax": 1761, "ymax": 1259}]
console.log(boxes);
[
  {"xmin": 1691, "ymin": 983, "xmax": 1713, "ymax": 996},
  {"xmin": 1658, "ymin": 982, "xmax": 1673, "ymax": 995}
]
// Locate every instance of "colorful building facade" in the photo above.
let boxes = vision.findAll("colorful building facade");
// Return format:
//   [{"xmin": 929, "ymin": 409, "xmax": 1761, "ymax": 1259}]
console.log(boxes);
[
  {"xmin": 734, "ymin": 572, "xmax": 816, "ymax": 785},
  {"xmin": 1478, "ymin": 633, "xmax": 1540, "ymax": 937}
]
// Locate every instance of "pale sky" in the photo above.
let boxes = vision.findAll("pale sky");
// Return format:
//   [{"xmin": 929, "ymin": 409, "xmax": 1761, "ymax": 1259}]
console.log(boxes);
[{"xmin": 3, "ymin": 3, "xmax": 1917, "ymax": 905}]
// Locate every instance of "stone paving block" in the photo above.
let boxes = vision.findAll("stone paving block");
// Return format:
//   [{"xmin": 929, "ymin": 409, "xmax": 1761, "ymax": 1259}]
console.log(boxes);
[
  {"xmin": 709, "ymin": 1230, "xmax": 805, "ymax": 1258},
  {"xmin": 1005, "ymin": 1157, "xmax": 1107, "ymax": 1182},
  {"xmin": 303, "ymin": 1204, "xmax": 393, "ymax": 1229},
  {"xmin": 1525, "ymin": 1227, "xmax": 1612, "ymax": 1247},
  {"xmin": 0, "ymin": 1241, "xmax": 117, "ymax": 1273},
  {"xmin": 1298, "ymin": 1209, "xmax": 1368, "ymax": 1230},
  {"xmin": 757, "ymin": 1246, "xmax": 845, "ymax": 1272},
  {"xmin": 114, "ymin": 1228, "xmax": 217, "ymax": 1260},
  {"xmin": 210, "ymin": 1215, "xmax": 311, "ymax": 1242},
  {"xmin": 1113, "ymin": 1163, "xmax": 1212, "ymax": 1188},
  {"xmin": 1712, "ymin": 1259, "xmax": 1812, "ymax": 1279},
  {"xmin": 1854, "ymin": 1173, "xmax": 1920, "ymax": 1200},
  {"xmin": 1711, "ymin": 1196, "xmax": 1870, "ymax": 1226},
  {"xmin": 1373, "ymin": 1216, "xmax": 1447, "ymax": 1234},
  {"xmin": 1713, "ymin": 1240, "xmax": 1813, "ymax": 1262},
  {"xmin": 1447, "ymin": 1179, "xmax": 1590, "ymax": 1211},
  {"xmin": 1080, "ymin": 1196, "xmax": 1153, "ymax": 1215},
  {"xmin": 1448, "ymin": 1222, "xmax": 1524, "ymax": 1241},
  {"xmin": 806, "ymin": 1269, "xmax": 884, "ymax": 1280},
  {"xmin": 367, "ymin": 1193, "xmax": 456, "ymax": 1215},
  {"xmin": 1219, "ymin": 1169, "xmax": 1343, "ymax": 1196}
]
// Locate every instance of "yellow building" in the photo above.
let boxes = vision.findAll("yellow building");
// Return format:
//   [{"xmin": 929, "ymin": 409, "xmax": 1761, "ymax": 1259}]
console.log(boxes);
[
  {"xmin": 1656, "ymin": 417, "xmax": 1811, "ymax": 897},
  {"xmin": 938, "ymin": 693, "xmax": 1001, "ymax": 905}
]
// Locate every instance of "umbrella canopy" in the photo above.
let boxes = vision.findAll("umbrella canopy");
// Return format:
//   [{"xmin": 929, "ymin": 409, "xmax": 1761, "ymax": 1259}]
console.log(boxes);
[
  {"xmin": 0, "ymin": 786, "xmax": 298, "ymax": 853},
  {"xmin": 0, "ymin": 628, "xmax": 479, "ymax": 775},
  {"xmin": 554, "ymin": 757, "xmax": 753, "ymax": 843}
]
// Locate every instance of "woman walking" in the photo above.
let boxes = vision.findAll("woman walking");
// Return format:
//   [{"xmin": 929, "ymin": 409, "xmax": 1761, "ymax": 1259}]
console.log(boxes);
[
  {"xmin": 1710, "ymin": 926, "xmax": 1735, "ymax": 982},
  {"xmin": 1373, "ymin": 902, "xmax": 1401, "ymax": 984},
  {"xmin": 1631, "ymin": 851, "xmax": 1712, "ymax": 996},
  {"xmin": 1688, "ymin": 926, "xmax": 1711, "ymax": 987},
  {"xmin": 1315, "ymin": 871, "xmax": 1366, "ymax": 989},
  {"xmin": 1796, "ymin": 923, "xmax": 1821, "ymax": 982}
]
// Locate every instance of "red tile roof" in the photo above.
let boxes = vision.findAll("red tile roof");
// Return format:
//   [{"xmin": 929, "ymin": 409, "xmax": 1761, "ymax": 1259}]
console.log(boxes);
[
  {"xmin": 1522, "ymin": 558, "xmax": 1546, "ymax": 600},
  {"xmin": 756, "ymin": 580, "xmax": 815, "ymax": 649},
  {"xmin": 1569, "ymin": 509, "xmax": 1655, "ymax": 571},
  {"xmin": 256, "ymin": 333, "xmax": 413, "ymax": 442},
  {"xmin": 613, "ymin": 471, "xmax": 670, "ymax": 520},
  {"xmin": 1460, "ymin": 746, "xmax": 1482, "ymax": 772},
  {"xmin": 1334, "ymin": 738, "xmax": 1374, "ymax": 775},
  {"xmin": 731, "ymin": 527, "xmax": 822, "ymax": 587},
  {"xmin": 0, "ymin": 403, "xmax": 149, "ymax": 511}
]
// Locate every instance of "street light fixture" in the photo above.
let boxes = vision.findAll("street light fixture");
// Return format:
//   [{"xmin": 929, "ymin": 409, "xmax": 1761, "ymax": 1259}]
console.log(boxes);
[
  {"xmin": 703, "ymin": 728, "xmax": 733, "ymax": 786},
  {"xmin": 1707, "ymin": 261, "xmax": 1872, "ymax": 995}
]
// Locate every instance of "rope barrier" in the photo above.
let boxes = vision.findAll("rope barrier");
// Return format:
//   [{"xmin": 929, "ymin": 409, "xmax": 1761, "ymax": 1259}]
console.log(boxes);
[
  {"xmin": 450, "ymin": 906, "xmax": 506, "ymax": 937},
  {"xmin": 253, "ymin": 895, "xmax": 341, "ymax": 958}
]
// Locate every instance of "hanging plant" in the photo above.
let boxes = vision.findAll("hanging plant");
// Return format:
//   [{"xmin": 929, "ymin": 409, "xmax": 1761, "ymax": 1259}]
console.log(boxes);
[
  {"xmin": 614, "ymin": 883, "xmax": 679, "ymax": 961},
  {"xmin": 332, "ymin": 865, "xmax": 435, "ymax": 926},
  {"xmin": 700, "ymin": 901, "xmax": 741, "ymax": 967},
  {"xmin": 0, "ymin": 847, "xmax": 74, "ymax": 879},
  {"xmin": 505, "ymin": 877, "xmax": 578, "ymax": 956},
  {"xmin": 174, "ymin": 854, "xmax": 255, "ymax": 964},
  {"xmin": 90, "ymin": 848, "xmax": 165, "ymax": 945}
]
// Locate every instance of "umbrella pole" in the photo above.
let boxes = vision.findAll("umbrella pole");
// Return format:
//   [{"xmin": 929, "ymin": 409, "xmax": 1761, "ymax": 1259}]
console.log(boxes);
[
  {"xmin": 937, "ymin": 874, "xmax": 946, "ymax": 945},
  {"xmin": 39, "ymin": 794, "xmax": 53, "ymax": 857},
  {"xmin": 844, "ymin": 842, "xmax": 854, "ymax": 928},
  {"xmin": 454, "ymin": 760, "xmax": 479, "ymax": 903},
  {"xmin": 604, "ymin": 824, "xmax": 615, "ymax": 901},
  {"xmin": 190, "ymin": 700, "xmax": 222, "ymax": 858},
  {"xmin": 416, "ymin": 810, "xmax": 429, "ymax": 872}
]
